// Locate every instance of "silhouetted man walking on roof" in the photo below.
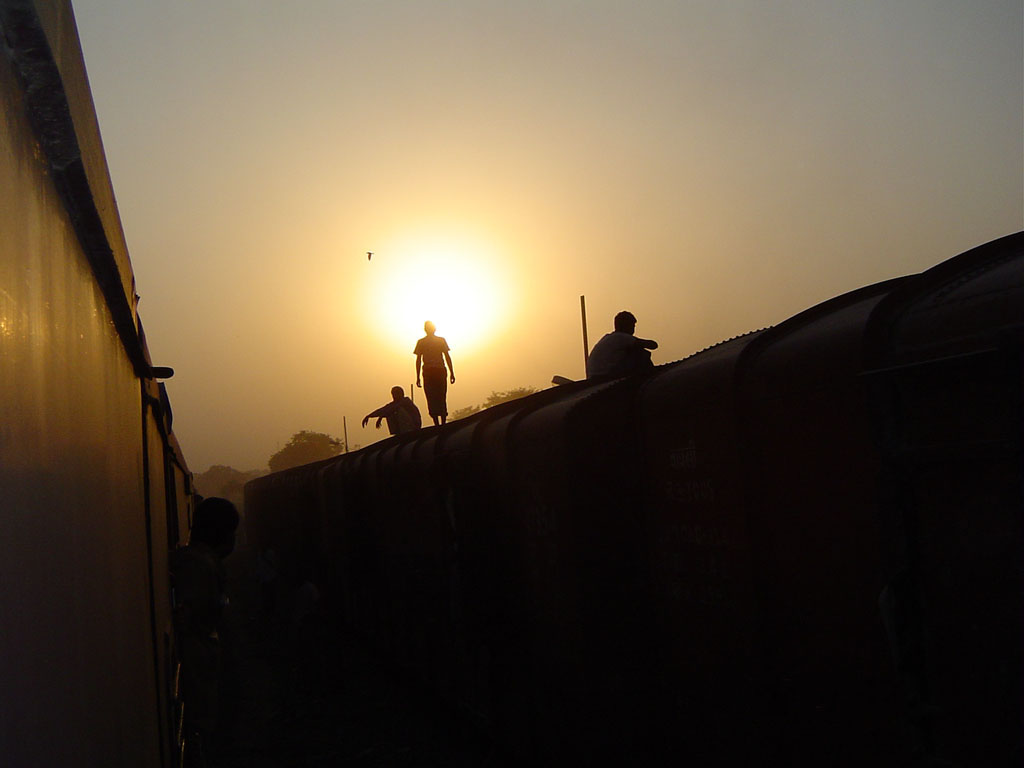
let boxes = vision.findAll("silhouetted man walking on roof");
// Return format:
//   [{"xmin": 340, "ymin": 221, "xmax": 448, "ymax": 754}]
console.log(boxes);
[
  {"xmin": 415, "ymin": 321, "xmax": 455, "ymax": 426},
  {"xmin": 586, "ymin": 310, "xmax": 658, "ymax": 379}
]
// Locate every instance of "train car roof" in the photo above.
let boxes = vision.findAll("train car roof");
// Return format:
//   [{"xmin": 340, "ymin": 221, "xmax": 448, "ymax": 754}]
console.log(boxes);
[{"xmin": 866, "ymin": 231, "xmax": 1024, "ymax": 366}]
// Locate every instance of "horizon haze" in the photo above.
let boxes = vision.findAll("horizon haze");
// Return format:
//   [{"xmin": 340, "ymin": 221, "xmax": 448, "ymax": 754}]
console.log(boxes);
[{"xmin": 71, "ymin": 0, "xmax": 1023, "ymax": 471}]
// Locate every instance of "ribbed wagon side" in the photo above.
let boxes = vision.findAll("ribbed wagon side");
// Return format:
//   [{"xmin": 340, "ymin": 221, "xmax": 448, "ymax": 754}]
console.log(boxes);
[
  {"xmin": 734, "ymin": 278, "xmax": 909, "ymax": 763},
  {"xmin": 864, "ymin": 231, "xmax": 1024, "ymax": 766},
  {"xmin": 635, "ymin": 332, "xmax": 766, "ymax": 763}
]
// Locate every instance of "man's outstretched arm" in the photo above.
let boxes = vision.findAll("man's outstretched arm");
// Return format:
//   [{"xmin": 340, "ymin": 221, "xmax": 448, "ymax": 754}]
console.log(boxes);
[{"xmin": 362, "ymin": 403, "xmax": 390, "ymax": 428}]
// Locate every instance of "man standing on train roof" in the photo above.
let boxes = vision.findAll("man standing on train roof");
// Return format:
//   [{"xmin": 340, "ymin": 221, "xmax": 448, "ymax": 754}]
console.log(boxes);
[
  {"xmin": 415, "ymin": 320, "xmax": 455, "ymax": 426},
  {"xmin": 586, "ymin": 310, "xmax": 658, "ymax": 379},
  {"xmin": 362, "ymin": 385, "xmax": 422, "ymax": 435}
]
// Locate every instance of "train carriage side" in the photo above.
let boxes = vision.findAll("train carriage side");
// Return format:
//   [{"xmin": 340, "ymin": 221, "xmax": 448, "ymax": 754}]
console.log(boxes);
[
  {"xmin": 735, "ymin": 277, "xmax": 910, "ymax": 763},
  {"xmin": 318, "ymin": 457, "xmax": 348, "ymax": 596},
  {"xmin": 161, "ymin": 410, "xmax": 195, "ymax": 760},
  {"xmin": 373, "ymin": 429, "xmax": 466, "ymax": 683},
  {"xmin": 461, "ymin": 381, "xmax": 603, "ymax": 760},
  {"xmin": 864, "ymin": 231, "xmax": 1024, "ymax": 766},
  {"xmin": 415, "ymin": 396, "xmax": 569, "ymax": 733},
  {"xmin": 490, "ymin": 375, "xmax": 657, "ymax": 763},
  {"xmin": 426, "ymin": 409, "xmax": 519, "ymax": 719},
  {"xmin": 369, "ymin": 437, "xmax": 416, "ymax": 663},
  {"xmin": 141, "ymin": 376, "xmax": 185, "ymax": 765},
  {"xmin": 1, "ymin": 2, "xmax": 194, "ymax": 765},
  {"xmin": 244, "ymin": 456, "xmax": 335, "ymax": 615},
  {"xmin": 326, "ymin": 449, "xmax": 382, "ymax": 642},
  {"xmin": 634, "ymin": 331, "xmax": 767, "ymax": 763},
  {"xmin": 398, "ymin": 417, "xmax": 517, "ymax": 707}
]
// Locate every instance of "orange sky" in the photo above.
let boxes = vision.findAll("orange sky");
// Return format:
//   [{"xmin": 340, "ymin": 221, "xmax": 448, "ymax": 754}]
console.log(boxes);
[{"xmin": 72, "ymin": 0, "xmax": 1023, "ymax": 471}]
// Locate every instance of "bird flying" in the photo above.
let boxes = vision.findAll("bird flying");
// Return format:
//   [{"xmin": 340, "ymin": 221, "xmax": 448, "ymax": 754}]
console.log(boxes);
[{"xmin": 367, "ymin": 251, "xmax": 373, "ymax": 261}]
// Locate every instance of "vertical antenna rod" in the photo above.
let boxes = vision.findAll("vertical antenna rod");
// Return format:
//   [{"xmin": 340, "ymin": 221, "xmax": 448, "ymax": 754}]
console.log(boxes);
[{"xmin": 580, "ymin": 294, "xmax": 590, "ymax": 376}]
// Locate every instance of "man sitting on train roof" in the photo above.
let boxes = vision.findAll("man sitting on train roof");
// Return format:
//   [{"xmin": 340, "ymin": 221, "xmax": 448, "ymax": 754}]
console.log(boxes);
[
  {"xmin": 586, "ymin": 310, "xmax": 658, "ymax": 379},
  {"xmin": 362, "ymin": 385, "xmax": 422, "ymax": 435}
]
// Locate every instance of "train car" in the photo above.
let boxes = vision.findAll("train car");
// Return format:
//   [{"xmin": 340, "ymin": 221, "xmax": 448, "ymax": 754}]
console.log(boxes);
[
  {"xmin": 246, "ymin": 232, "xmax": 1023, "ymax": 766},
  {"xmin": 863, "ymin": 233, "xmax": 1024, "ymax": 766},
  {"xmin": 246, "ymin": 244, "xmax": 1021, "ymax": 768},
  {"xmin": 0, "ymin": 2, "xmax": 195, "ymax": 766}
]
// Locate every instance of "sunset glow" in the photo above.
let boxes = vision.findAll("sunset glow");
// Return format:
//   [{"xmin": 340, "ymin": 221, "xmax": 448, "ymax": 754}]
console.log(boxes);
[
  {"xmin": 361, "ymin": 235, "xmax": 509, "ymax": 354},
  {"xmin": 70, "ymin": 0, "xmax": 1023, "ymax": 469}
]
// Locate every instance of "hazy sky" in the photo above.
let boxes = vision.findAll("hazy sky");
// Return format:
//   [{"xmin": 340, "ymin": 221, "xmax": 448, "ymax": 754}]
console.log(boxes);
[{"xmin": 71, "ymin": 0, "xmax": 1023, "ymax": 472}]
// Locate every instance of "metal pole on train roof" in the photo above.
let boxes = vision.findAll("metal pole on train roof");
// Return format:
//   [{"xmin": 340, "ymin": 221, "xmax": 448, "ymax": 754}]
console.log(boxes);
[
  {"xmin": 580, "ymin": 294, "xmax": 590, "ymax": 375},
  {"xmin": 343, "ymin": 416, "xmax": 349, "ymax": 453}
]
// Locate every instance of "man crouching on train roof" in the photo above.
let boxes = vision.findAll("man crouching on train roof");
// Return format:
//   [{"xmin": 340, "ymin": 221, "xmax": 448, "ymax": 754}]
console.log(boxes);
[
  {"xmin": 586, "ymin": 310, "xmax": 658, "ymax": 379},
  {"xmin": 172, "ymin": 496, "xmax": 239, "ymax": 763},
  {"xmin": 362, "ymin": 385, "xmax": 422, "ymax": 435}
]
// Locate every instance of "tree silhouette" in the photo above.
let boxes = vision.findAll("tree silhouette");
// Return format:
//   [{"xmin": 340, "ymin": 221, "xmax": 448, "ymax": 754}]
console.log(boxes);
[
  {"xmin": 450, "ymin": 387, "xmax": 538, "ymax": 421},
  {"xmin": 449, "ymin": 404, "xmax": 481, "ymax": 421},
  {"xmin": 268, "ymin": 430, "xmax": 344, "ymax": 473},
  {"xmin": 482, "ymin": 387, "xmax": 537, "ymax": 408}
]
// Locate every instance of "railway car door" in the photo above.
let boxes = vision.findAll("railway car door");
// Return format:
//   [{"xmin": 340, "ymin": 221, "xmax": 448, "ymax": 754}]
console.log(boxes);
[
  {"xmin": 141, "ymin": 379, "xmax": 177, "ymax": 768},
  {"xmin": 867, "ymin": 347, "xmax": 1024, "ymax": 765}
]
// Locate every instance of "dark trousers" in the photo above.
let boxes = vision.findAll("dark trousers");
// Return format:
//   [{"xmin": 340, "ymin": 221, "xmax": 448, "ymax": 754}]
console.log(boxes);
[{"xmin": 422, "ymin": 367, "xmax": 448, "ymax": 417}]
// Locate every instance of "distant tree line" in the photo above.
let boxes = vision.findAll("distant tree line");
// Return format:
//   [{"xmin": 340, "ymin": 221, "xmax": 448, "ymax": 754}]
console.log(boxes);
[
  {"xmin": 198, "ymin": 391, "xmax": 538, "ymax": 495},
  {"xmin": 194, "ymin": 431, "xmax": 346, "ymax": 509},
  {"xmin": 450, "ymin": 387, "xmax": 538, "ymax": 421}
]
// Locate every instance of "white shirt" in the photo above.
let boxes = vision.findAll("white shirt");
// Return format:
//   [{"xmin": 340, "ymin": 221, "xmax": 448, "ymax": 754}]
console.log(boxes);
[{"xmin": 586, "ymin": 331, "xmax": 651, "ymax": 378}]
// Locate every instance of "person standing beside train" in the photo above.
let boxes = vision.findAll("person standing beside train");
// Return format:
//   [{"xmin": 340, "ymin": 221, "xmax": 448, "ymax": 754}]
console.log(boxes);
[
  {"xmin": 172, "ymin": 497, "xmax": 240, "ymax": 760},
  {"xmin": 586, "ymin": 310, "xmax": 658, "ymax": 379},
  {"xmin": 414, "ymin": 320, "xmax": 455, "ymax": 426}
]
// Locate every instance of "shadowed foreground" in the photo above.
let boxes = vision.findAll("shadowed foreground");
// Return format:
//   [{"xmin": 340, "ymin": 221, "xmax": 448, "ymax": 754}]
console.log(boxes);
[{"xmin": 208, "ymin": 547, "xmax": 506, "ymax": 768}]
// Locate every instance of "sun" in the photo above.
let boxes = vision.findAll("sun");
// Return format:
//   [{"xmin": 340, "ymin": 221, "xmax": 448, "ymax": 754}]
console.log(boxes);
[{"xmin": 361, "ymin": 235, "xmax": 508, "ymax": 354}]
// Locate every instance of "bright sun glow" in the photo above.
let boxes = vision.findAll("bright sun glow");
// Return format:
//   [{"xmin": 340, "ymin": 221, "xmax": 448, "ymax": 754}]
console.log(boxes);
[{"xmin": 362, "ymin": 235, "xmax": 508, "ymax": 355}]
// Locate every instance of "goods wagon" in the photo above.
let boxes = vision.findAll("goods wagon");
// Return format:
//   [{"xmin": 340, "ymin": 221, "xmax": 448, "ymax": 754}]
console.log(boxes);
[{"xmin": 247, "ymin": 238, "xmax": 1022, "ymax": 764}]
